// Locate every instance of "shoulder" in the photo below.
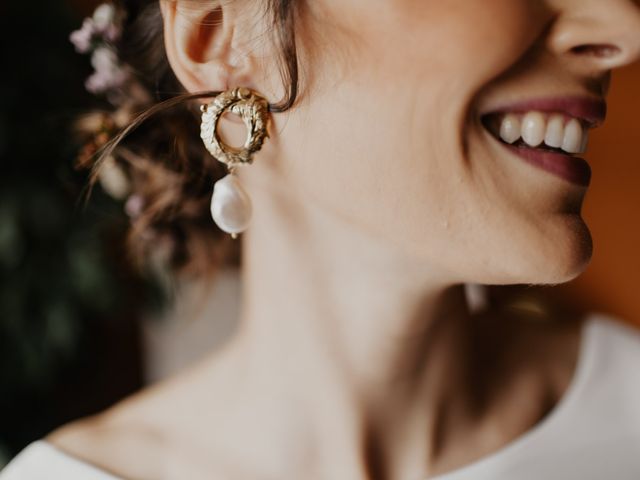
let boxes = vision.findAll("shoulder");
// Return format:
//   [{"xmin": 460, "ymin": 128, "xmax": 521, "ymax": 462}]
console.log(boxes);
[
  {"xmin": 16, "ymin": 373, "xmax": 223, "ymax": 480},
  {"xmin": 1, "ymin": 391, "xmax": 172, "ymax": 480},
  {"xmin": 40, "ymin": 400, "xmax": 170, "ymax": 480}
]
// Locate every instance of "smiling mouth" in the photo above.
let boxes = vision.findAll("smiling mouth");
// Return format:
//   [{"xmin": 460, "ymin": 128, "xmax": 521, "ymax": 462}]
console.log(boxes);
[
  {"xmin": 481, "ymin": 111, "xmax": 589, "ymax": 155},
  {"xmin": 479, "ymin": 96, "xmax": 606, "ymax": 187}
]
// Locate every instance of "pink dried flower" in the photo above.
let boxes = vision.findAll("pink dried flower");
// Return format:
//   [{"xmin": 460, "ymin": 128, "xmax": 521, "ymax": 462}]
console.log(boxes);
[
  {"xmin": 85, "ymin": 69, "xmax": 128, "ymax": 94},
  {"xmin": 92, "ymin": 4, "xmax": 116, "ymax": 31},
  {"xmin": 70, "ymin": 3, "xmax": 121, "ymax": 54},
  {"xmin": 92, "ymin": 4, "xmax": 121, "ymax": 42},
  {"xmin": 84, "ymin": 72, "xmax": 110, "ymax": 94},
  {"xmin": 91, "ymin": 46, "xmax": 118, "ymax": 72},
  {"xmin": 102, "ymin": 24, "xmax": 121, "ymax": 43},
  {"xmin": 85, "ymin": 46, "xmax": 128, "ymax": 94},
  {"xmin": 71, "ymin": 3, "xmax": 135, "ymax": 105},
  {"xmin": 69, "ymin": 18, "xmax": 95, "ymax": 53},
  {"xmin": 125, "ymin": 194, "xmax": 145, "ymax": 219}
]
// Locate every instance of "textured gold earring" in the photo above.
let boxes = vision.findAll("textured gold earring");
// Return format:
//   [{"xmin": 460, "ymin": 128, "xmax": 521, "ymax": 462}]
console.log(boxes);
[{"xmin": 200, "ymin": 87, "xmax": 270, "ymax": 239}]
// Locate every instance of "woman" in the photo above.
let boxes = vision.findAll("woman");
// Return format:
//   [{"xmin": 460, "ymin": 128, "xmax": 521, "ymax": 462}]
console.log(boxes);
[{"xmin": 3, "ymin": 0, "xmax": 640, "ymax": 478}]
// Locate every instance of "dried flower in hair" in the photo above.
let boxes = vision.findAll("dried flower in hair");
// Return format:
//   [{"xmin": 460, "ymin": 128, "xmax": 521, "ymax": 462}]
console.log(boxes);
[
  {"xmin": 124, "ymin": 194, "xmax": 145, "ymax": 219},
  {"xmin": 70, "ymin": 3, "xmax": 158, "ymax": 204},
  {"xmin": 69, "ymin": 3, "xmax": 122, "ymax": 52},
  {"xmin": 70, "ymin": 18, "xmax": 95, "ymax": 53},
  {"xmin": 92, "ymin": 4, "xmax": 120, "ymax": 40},
  {"xmin": 74, "ymin": 112, "xmax": 118, "ymax": 169},
  {"xmin": 97, "ymin": 156, "xmax": 131, "ymax": 200},
  {"xmin": 70, "ymin": 0, "xmax": 250, "ymax": 276},
  {"xmin": 86, "ymin": 46, "xmax": 129, "ymax": 94},
  {"xmin": 70, "ymin": 3, "xmax": 129, "ymax": 102}
]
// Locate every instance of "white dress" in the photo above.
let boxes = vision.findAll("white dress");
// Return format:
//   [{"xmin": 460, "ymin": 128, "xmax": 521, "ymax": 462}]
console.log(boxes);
[{"xmin": 2, "ymin": 311, "xmax": 640, "ymax": 480}]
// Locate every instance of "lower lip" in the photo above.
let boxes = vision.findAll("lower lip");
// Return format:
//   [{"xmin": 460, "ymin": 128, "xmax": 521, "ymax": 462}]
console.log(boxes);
[{"xmin": 500, "ymin": 142, "xmax": 591, "ymax": 187}]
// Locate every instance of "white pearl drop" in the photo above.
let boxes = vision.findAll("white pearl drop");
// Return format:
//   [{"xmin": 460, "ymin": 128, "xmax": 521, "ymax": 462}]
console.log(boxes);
[{"xmin": 210, "ymin": 173, "xmax": 252, "ymax": 235}]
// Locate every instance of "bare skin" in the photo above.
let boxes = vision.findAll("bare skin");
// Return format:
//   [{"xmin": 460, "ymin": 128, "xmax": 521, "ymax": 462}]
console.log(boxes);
[
  {"xmin": 47, "ymin": 0, "xmax": 640, "ymax": 479},
  {"xmin": 48, "ymin": 307, "xmax": 585, "ymax": 479}
]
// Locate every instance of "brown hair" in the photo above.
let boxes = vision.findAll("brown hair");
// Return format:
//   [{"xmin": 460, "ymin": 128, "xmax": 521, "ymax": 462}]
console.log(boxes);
[{"xmin": 82, "ymin": 0, "xmax": 300, "ymax": 278}]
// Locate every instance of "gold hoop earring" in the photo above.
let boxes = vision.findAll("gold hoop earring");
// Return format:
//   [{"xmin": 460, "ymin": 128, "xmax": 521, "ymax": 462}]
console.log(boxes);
[{"xmin": 200, "ymin": 87, "xmax": 270, "ymax": 239}]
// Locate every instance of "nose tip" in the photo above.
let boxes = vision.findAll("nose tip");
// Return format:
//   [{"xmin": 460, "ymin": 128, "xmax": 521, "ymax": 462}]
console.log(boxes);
[{"xmin": 550, "ymin": 1, "xmax": 640, "ymax": 71}]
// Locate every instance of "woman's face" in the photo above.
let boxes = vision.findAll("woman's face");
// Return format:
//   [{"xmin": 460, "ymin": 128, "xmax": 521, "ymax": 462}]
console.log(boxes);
[{"xmin": 248, "ymin": 0, "xmax": 640, "ymax": 284}]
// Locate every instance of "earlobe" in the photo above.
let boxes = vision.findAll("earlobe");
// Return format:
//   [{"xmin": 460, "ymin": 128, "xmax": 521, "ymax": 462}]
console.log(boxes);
[{"xmin": 160, "ymin": 0, "xmax": 254, "ymax": 94}]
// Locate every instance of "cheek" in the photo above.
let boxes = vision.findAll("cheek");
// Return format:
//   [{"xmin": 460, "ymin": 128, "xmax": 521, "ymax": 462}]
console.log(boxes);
[
  {"xmin": 278, "ymin": 0, "xmax": 552, "ymax": 271},
  {"xmin": 280, "ymin": 82, "xmax": 478, "ymax": 274},
  {"xmin": 332, "ymin": 0, "xmax": 548, "ymax": 83}
]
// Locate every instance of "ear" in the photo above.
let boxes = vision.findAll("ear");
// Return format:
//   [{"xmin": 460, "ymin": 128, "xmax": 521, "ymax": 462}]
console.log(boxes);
[{"xmin": 159, "ymin": 0, "xmax": 257, "ymax": 93}]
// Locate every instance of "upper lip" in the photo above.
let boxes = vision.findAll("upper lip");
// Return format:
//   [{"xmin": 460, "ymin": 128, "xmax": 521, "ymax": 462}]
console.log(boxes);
[{"xmin": 480, "ymin": 95, "xmax": 607, "ymax": 129}]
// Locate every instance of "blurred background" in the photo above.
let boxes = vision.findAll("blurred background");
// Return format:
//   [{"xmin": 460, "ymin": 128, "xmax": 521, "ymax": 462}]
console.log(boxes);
[{"xmin": 1, "ymin": 0, "xmax": 639, "ymax": 466}]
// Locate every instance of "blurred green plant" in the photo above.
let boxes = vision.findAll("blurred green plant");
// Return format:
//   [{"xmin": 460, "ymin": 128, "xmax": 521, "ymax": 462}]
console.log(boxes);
[{"xmin": 0, "ymin": 1, "xmax": 166, "ymax": 462}]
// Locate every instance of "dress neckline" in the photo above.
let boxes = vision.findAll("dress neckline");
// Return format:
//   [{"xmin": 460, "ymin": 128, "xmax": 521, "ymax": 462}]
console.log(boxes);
[
  {"xmin": 427, "ymin": 312, "xmax": 601, "ymax": 479},
  {"xmin": 32, "ymin": 313, "xmax": 603, "ymax": 480}
]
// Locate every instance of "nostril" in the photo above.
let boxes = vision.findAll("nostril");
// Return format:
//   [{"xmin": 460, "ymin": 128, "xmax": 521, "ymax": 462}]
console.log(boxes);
[{"xmin": 570, "ymin": 44, "xmax": 622, "ymax": 58}]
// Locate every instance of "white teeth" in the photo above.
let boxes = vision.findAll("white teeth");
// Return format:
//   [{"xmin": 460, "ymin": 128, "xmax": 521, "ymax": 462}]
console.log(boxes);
[
  {"xmin": 499, "ymin": 114, "xmax": 521, "ymax": 144},
  {"xmin": 562, "ymin": 118, "xmax": 583, "ymax": 154},
  {"xmin": 544, "ymin": 115, "xmax": 565, "ymax": 149},
  {"xmin": 521, "ymin": 112, "xmax": 546, "ymax": 147},
  {"xmin": 495, "ymin": 111, "xmax": 589, "ymax": 154}
]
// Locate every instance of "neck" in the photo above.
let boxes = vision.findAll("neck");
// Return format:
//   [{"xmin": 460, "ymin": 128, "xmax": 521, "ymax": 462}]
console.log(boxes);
[{"xmin": 212, "ymin": 174, "xmax": 479, "ymax": 479}]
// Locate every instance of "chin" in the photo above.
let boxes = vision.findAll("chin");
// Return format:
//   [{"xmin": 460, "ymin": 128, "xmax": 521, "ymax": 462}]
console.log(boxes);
[
  {"xmin": 525, "ymin": 215, "xmax": 593, "ymax": 285},
  {"xmin": 477, "ymin": 214, "xmax": 593, "ymax": 287}
]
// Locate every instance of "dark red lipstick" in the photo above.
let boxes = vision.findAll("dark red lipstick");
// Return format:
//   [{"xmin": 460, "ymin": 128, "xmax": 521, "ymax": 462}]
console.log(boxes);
[
  {"xmin": 481, "ymin": 96, "xmax": 606, "ymax": 187},
  {"xmin": 502, "ymin": 143, "xmax": 591, "ymax": 186}
]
